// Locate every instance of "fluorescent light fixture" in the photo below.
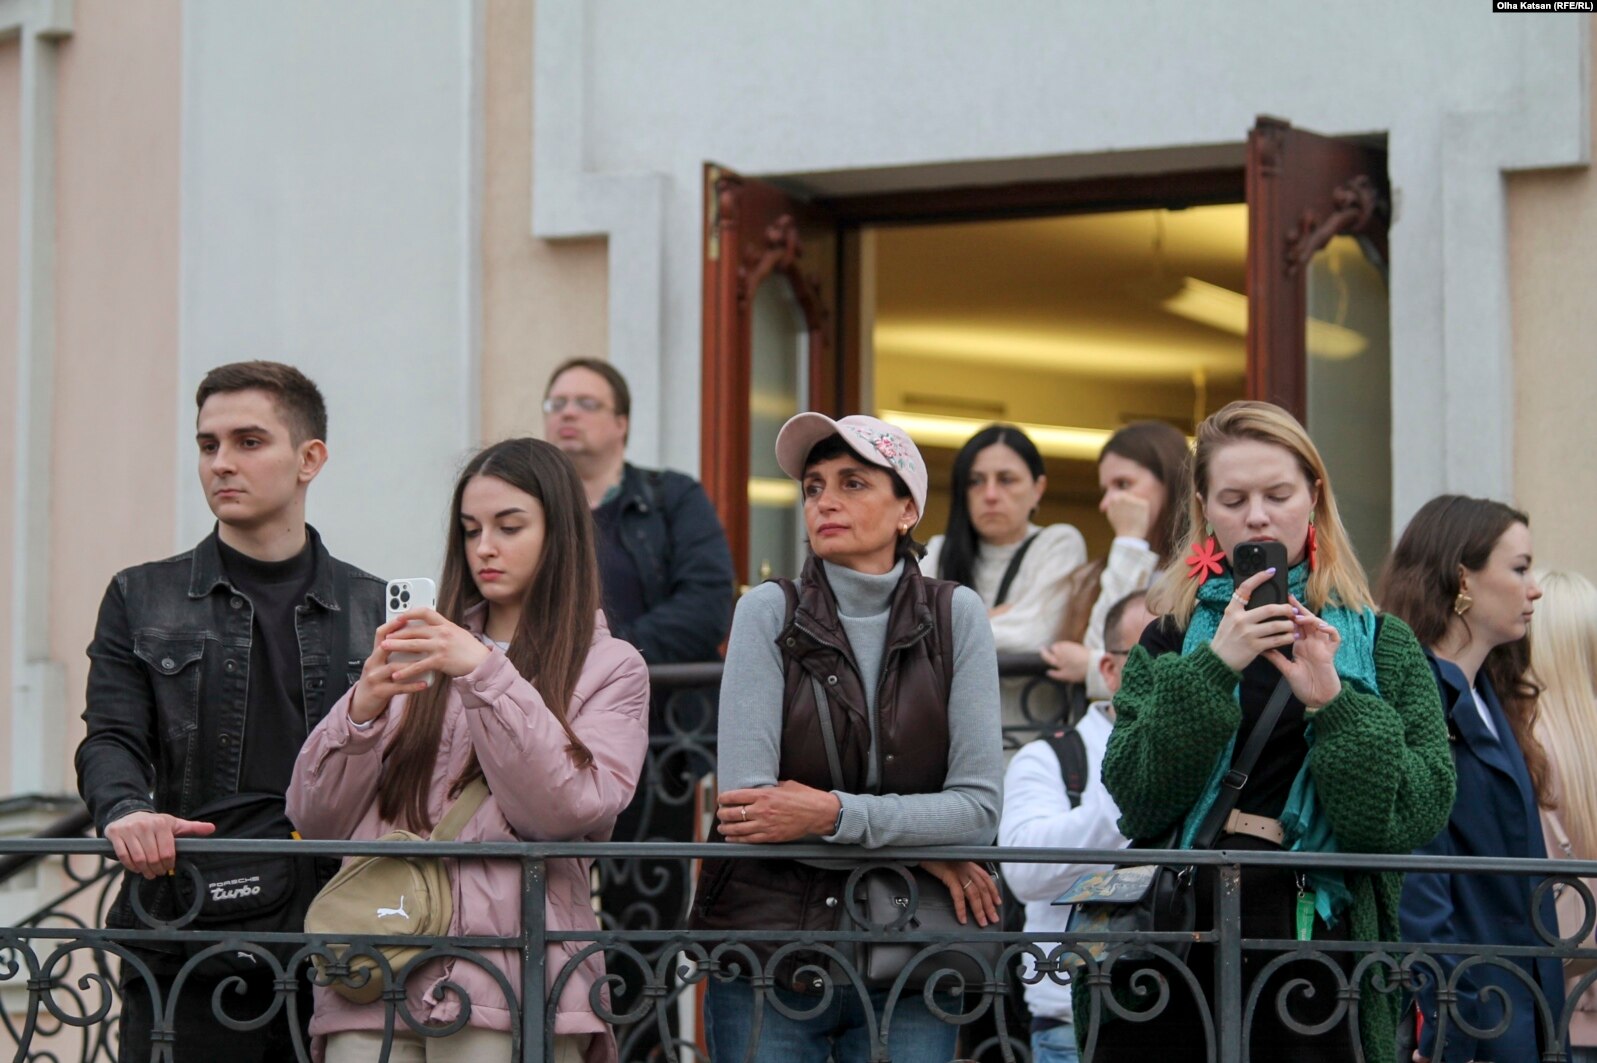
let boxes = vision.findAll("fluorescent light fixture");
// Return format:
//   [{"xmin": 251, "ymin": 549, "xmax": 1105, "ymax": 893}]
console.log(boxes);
[
  {"xmin": 1160, "ymin": 277, "xmax": 1367, "ymax": 360},
  {"xmin": 873, "ymin": 322, "xmax": 1243, "ymax": 380},
  {"xmin": 748, "ymin": 477, "xmax": 800, "ymax": 507},
  {"xmin": 878, "ymin": 409, "xmax": 1114, "ymax": 461}
]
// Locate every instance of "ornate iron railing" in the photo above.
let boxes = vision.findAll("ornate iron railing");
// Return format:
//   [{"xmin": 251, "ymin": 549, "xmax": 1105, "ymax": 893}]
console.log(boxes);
[
  {"xmin": 13, "ymin": 659, "xmax": 1594, "ymax": 1060},
  {"xmin": 1, "ymin": 840, "xmax": 1595, "ymax": 1062}
]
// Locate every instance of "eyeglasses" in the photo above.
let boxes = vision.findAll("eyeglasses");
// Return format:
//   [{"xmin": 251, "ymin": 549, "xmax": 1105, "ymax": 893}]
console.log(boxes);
[{"xmin": 542, "ymin": 396, "xmax": 610, "ymax": 414}]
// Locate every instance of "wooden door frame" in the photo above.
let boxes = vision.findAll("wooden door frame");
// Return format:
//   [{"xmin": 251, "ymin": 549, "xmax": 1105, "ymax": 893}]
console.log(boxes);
[
  {"xmin": 1246, "ymin": 117, "xmax": 1390, "ymax": 419},
  {"xmin": 701, "ymin": 166, "xmax": 835, "ymax": 573},
  {"xmin": 702, "ymin": 163, "xmax": 1251, "ymax": 573}
]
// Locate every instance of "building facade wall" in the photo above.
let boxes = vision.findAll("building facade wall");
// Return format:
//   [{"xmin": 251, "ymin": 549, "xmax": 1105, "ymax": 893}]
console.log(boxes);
[
  {"xmin": 532, "ymin": 0, "xmax": 1588, "ymax": 535},
  {"xmin": 0, "ymin": 40, "xmax": 22, "ymax": 797},
  {"xmin": 177, "ymin": 0, "xmax": 482, "ymax": 582},
  {"xmin": 1507, "ymin": 19, "xmax": 1597, "ymax": 578},
  {"xmin": 480, "ymin": 0, "xmax": 608, "ymax": 443},
  {"xmin": 48, "ymin": 0, "xmax": 184, "ymax": 795}
]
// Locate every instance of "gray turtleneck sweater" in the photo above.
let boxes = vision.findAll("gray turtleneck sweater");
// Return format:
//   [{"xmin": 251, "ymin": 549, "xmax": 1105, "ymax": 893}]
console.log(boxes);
[{"xmin": 717, "ymin": 559, "xmax": 1002, "ymax": 847}]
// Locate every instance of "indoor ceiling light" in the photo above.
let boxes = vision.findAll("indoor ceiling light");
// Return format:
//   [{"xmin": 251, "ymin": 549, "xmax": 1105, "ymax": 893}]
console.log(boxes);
[
  {"xmin": 748, "ymin": 477, "xmax": 800, "ymax": 506},
  {"xmin": 878, "ymin": 409, "xmax": 1114, "ymax": 461},
  {"xmin": 873, "ymin": 322, "xmax": 1244, "ymax": 380},
  {"xmin": 1160, "ymin": 277, "xmax": 1368, "ymax": 360}
]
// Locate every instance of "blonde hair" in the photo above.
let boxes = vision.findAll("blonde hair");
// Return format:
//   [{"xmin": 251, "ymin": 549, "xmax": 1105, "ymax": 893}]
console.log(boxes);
[
  {"xmin": 1147, "ymin": 400, "xmax": 1373, "ymax": 626},
  {"xmin": 1531, "ymin": 571, "xmax": 1597, "ymax": 847}
]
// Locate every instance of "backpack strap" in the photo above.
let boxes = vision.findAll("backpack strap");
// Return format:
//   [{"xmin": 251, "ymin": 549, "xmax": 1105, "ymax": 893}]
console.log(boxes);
[
  {"xmin": 1043, "ymin": 727, "xmax": 1089, "ymax": 809},
  {"xmin": 431, "ymin": 777, "xmax": 491, "ymax": 842},
  {"xmin": 993, "ymin": 532, "xmax": 1041, "ymax": 608}
]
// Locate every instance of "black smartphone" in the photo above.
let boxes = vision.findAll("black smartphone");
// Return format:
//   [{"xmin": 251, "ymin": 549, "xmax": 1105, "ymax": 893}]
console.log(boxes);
[{"xmin": 1232, "ymin": 540, "xmax": 1289, "ymax": 609}]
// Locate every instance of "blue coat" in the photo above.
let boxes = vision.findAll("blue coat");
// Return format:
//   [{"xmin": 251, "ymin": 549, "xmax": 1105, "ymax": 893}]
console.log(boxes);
[{"xmin": 1400, "ymin": 650, "xmax": 1565, "ymax": 1061}]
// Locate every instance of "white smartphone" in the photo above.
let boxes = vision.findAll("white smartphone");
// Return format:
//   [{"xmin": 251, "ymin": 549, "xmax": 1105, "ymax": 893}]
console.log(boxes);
[{"xmin": 385, "ymin": 578, "xmax": 438, "ymax": 687}]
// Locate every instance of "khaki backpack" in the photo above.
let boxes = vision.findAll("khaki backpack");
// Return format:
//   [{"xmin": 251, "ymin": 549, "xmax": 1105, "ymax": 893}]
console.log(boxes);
[{"xmin": 303, "ymin": 778, "xmax": 490, "ymax": 1003}]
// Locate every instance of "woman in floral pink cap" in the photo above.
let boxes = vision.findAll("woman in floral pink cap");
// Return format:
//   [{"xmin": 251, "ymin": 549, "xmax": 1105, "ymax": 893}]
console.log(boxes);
[{"xmin": 689, "ymin": 413, "xmax": 1005, "ymax": 1062}]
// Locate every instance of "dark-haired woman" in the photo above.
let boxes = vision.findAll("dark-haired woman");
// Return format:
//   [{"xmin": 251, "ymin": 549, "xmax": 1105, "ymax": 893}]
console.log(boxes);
[
  {"xmin": 922, "ymin": 424, "xmax": 1085, "ymax": 732},
  {"xmin": 1094, "ymin": 401, "xmax": 1454, "ymax": 1063},
  {"xmin": 691, "ymin": 413, "xmax": 1004, "ymax": 1062},
  {"xmin": 1383, "ymin": 495, "xmax": 1564, "ymax": 1063},
  {"xmin": 1040, "ymin": 419, "xmax": 1191, "ymax": 702},
  {"xmin": 288, "ymin": 438, "xmax": 650, "ymax": 1063}
]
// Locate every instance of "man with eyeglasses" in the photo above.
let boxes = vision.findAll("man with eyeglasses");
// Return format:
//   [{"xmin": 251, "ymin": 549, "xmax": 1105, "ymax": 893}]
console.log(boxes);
[
  {"xmin": 543, "ymin": 357, "xmax": 734, "ymax": 665},
  {"xmin": 998, "ymin": 589, "xmax": 1152, "ymax": 1062}
]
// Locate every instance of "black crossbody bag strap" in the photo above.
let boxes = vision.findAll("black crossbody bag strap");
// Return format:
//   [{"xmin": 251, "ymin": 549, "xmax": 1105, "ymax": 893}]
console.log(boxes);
[
  {"xmin": 1190, "ymin": 674, "xmax": 1294, "ymax": 850},
  {"xmin": 993, "ymin": 532, "xmax": 1040, "ymax": 608}
]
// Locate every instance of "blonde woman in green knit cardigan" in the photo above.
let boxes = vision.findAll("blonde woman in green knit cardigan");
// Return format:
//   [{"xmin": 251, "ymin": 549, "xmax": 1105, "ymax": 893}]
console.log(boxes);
[{"xmin": 1084, "ymin": 402, "xmax": 1455, "ymax": 1063}]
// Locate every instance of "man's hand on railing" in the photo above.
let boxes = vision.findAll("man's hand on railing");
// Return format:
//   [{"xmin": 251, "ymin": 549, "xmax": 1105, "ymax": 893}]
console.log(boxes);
[
  {"xmin": 920, "ymin": 859, "xmax": 1001, "ymax": 927},
  {"xmin": 104, "ymin": 811, "xmax": 216, "ymax": 879}
]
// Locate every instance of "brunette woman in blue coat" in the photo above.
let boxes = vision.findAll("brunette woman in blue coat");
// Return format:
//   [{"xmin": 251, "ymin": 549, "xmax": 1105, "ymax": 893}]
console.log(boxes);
[{"xmin": 1381, "ymin": 496, "xmax": 1564, "ymax": 1062}]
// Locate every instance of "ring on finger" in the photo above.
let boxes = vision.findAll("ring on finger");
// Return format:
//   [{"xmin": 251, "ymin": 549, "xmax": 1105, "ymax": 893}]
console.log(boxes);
[
  {"xmin": 962, "ymin": 878, "xmax": 974, "ymax": 889},
  {"xmin": 1231, "ymin": 592, "xmax": 1248, "ymax": 605},
  {"xmin": 739, "ymin": 806, "xmax": 749, "ymax": 822}
]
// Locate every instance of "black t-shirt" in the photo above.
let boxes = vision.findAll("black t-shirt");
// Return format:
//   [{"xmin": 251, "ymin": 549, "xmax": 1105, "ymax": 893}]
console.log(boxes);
[
  {"xmin": 1140, "ymin": 615, "xmax": 1308, "ymax": 819},
  {"xmin": 592, "ymin": 494, "xmax": 648, "ymax": 637},
  {"xmin": 218, "ymin": 538, "xmax": 316, "ymax": 795}
]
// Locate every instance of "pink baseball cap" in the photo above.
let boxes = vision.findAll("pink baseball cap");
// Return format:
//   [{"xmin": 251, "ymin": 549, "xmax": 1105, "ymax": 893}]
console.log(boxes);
[{"xmin": 774, "ymin": 413, "xmax": 928, "ymax": 525}]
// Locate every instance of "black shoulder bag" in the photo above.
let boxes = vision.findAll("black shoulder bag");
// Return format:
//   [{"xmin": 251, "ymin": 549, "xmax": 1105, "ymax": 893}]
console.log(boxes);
[{"xmin": 1056, "ymin": 673, "xmax": 1294, "ymax": 966}]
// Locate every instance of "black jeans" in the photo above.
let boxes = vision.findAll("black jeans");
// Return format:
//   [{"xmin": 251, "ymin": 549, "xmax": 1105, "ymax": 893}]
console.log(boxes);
[{"xmin": 118, "ymin": 954, "xmax": 313, "ymax": 1063}]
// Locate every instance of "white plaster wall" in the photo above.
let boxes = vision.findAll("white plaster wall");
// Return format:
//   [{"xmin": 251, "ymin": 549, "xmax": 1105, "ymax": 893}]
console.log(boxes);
[
  {"xmin": 533, "ymin": 0, "xmax": 1588, "ymax": 532},
  {"xmin": 180, "ymin": 1, "xmax": 481, "ymax": 580}
]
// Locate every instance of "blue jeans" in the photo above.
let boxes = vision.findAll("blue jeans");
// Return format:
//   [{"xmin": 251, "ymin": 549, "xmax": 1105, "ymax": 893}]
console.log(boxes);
[
  {"xmin": 703, "ymin": 979, "xmax": 960, "ymax": 1062},
  {"xmin": 1030, "ymin": 1024, "xmax": 1080, "ymax": 1063}
]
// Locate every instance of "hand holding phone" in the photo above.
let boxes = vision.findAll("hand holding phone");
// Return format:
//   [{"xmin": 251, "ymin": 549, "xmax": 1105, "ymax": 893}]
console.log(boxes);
[
  {"xmin": 1231, "ymin": 540, "xmax": 1289, "ymax": 608},
  {"xmin": 1208, "ymin": 541, "xmax": 1297, "ymax": 672},
  {"xmin": 385, "ymin": 579, "xmax": 438, "ymax": 687}
]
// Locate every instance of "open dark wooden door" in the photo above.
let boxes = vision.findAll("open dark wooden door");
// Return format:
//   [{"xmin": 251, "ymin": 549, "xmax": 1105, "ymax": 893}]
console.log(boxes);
[
  {"xmin": 1247, "ymin": 116, "xmax": 1395, "ymax": 562},
  {"xmin": 1246, "ymin": 117, "xmax": 1390, "ymax": 417},
  {"xmin": 701, "ymin": 164, "xmax": 841, "ymax": 588}
]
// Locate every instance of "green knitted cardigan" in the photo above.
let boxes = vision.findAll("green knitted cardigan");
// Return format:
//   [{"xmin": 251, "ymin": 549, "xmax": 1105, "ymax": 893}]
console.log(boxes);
[{"xmin": 1079, "ymin": 612, "xmax": 1455, "ymax": 1062}]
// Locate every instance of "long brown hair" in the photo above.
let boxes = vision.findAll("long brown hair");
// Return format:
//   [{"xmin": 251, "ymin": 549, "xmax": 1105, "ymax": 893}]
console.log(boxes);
[
  {"xmin": 1098, "ymin": 419, "xmax": 1192, "ymax": 563},
  {"xmin": 1378, "ymin": 494, "xmax": 1548, "ymax": 804},
  {"xmin": 1052, "ymin": 421, "xmax": 1192, "ymax": 643},
  {"xmin": 379, "ymin": 438, "xmax": 601, "ymax": 832},
  {"xmin": 1147, "ymin": 401, "xmax": 1373, "ymax": 626}
]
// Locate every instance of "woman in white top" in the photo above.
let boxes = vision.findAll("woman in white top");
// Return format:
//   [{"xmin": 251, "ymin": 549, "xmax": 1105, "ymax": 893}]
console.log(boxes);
[
  {"xmin": 1040, "ymin": 419, "xmax": 1192, "ymax": 701},
  {"xmin": 1530, "ymin": 569, "xmax": 1597, "ymax": 1062},
  {"xmin": 922, "ymin": 424, "xmax": 1085, "ymax": 736}
]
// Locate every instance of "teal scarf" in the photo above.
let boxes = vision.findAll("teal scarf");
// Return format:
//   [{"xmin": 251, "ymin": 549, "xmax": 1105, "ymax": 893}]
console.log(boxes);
[{"xmin": 1178, "ymin": 561, "xmax": 1379, "ymax": 924}]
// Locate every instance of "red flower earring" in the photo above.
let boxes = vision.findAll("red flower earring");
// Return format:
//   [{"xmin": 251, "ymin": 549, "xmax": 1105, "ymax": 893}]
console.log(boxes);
[
  {"xmin": 1185, "ymin": 535, "xmax": 1225, "ymax": 584},
  {"xmin": 1306, "ymin": 521, "xmax": 1319, "ymax": 573}
]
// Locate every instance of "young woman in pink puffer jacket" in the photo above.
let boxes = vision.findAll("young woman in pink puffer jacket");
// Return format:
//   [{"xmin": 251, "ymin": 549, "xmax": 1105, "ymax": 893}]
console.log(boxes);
[{"xmin": 289, "ymin": 438, "xmax": 649, "ymax": 1063}]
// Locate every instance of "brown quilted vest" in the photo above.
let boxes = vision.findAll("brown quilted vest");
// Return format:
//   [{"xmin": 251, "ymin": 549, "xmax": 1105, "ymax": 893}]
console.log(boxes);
[{"xmin": 689, "ymin": 555, "xmax": 957, "ymax": 991}]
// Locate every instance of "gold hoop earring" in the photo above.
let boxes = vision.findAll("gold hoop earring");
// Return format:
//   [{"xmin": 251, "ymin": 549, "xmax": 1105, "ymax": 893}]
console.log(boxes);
[{"xmin": 1453, "ymin": 590, "xmax": 1473, "ymax": 616}]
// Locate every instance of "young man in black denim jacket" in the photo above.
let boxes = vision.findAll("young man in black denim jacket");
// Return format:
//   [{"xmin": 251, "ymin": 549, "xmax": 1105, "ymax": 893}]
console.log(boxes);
[{"xmin": 75, "ymin": 361, "xmax": 384, "ymax": 1063}]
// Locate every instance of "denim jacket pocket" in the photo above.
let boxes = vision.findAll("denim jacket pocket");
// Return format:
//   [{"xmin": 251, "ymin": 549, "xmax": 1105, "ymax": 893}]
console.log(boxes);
[{"xmin": 132, "ymin": 632, "xmax": 207, "ymax": 740}]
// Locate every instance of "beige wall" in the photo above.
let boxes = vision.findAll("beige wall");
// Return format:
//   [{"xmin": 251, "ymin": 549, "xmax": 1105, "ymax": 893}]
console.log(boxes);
[
  {"xmin": 0, "ymin": 44, "xmax": 21, "ymax": 795},
  {"xmin": 50, "ymin": 0, "xmax": 183, "ymax": 782},
  {"xmin": 1508, "ymin": 19, "xmax": 1597, "ymax": 579},
  {"xmin": 481, "ymin": 0, "xmax": 608, "ymax": 443}
]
